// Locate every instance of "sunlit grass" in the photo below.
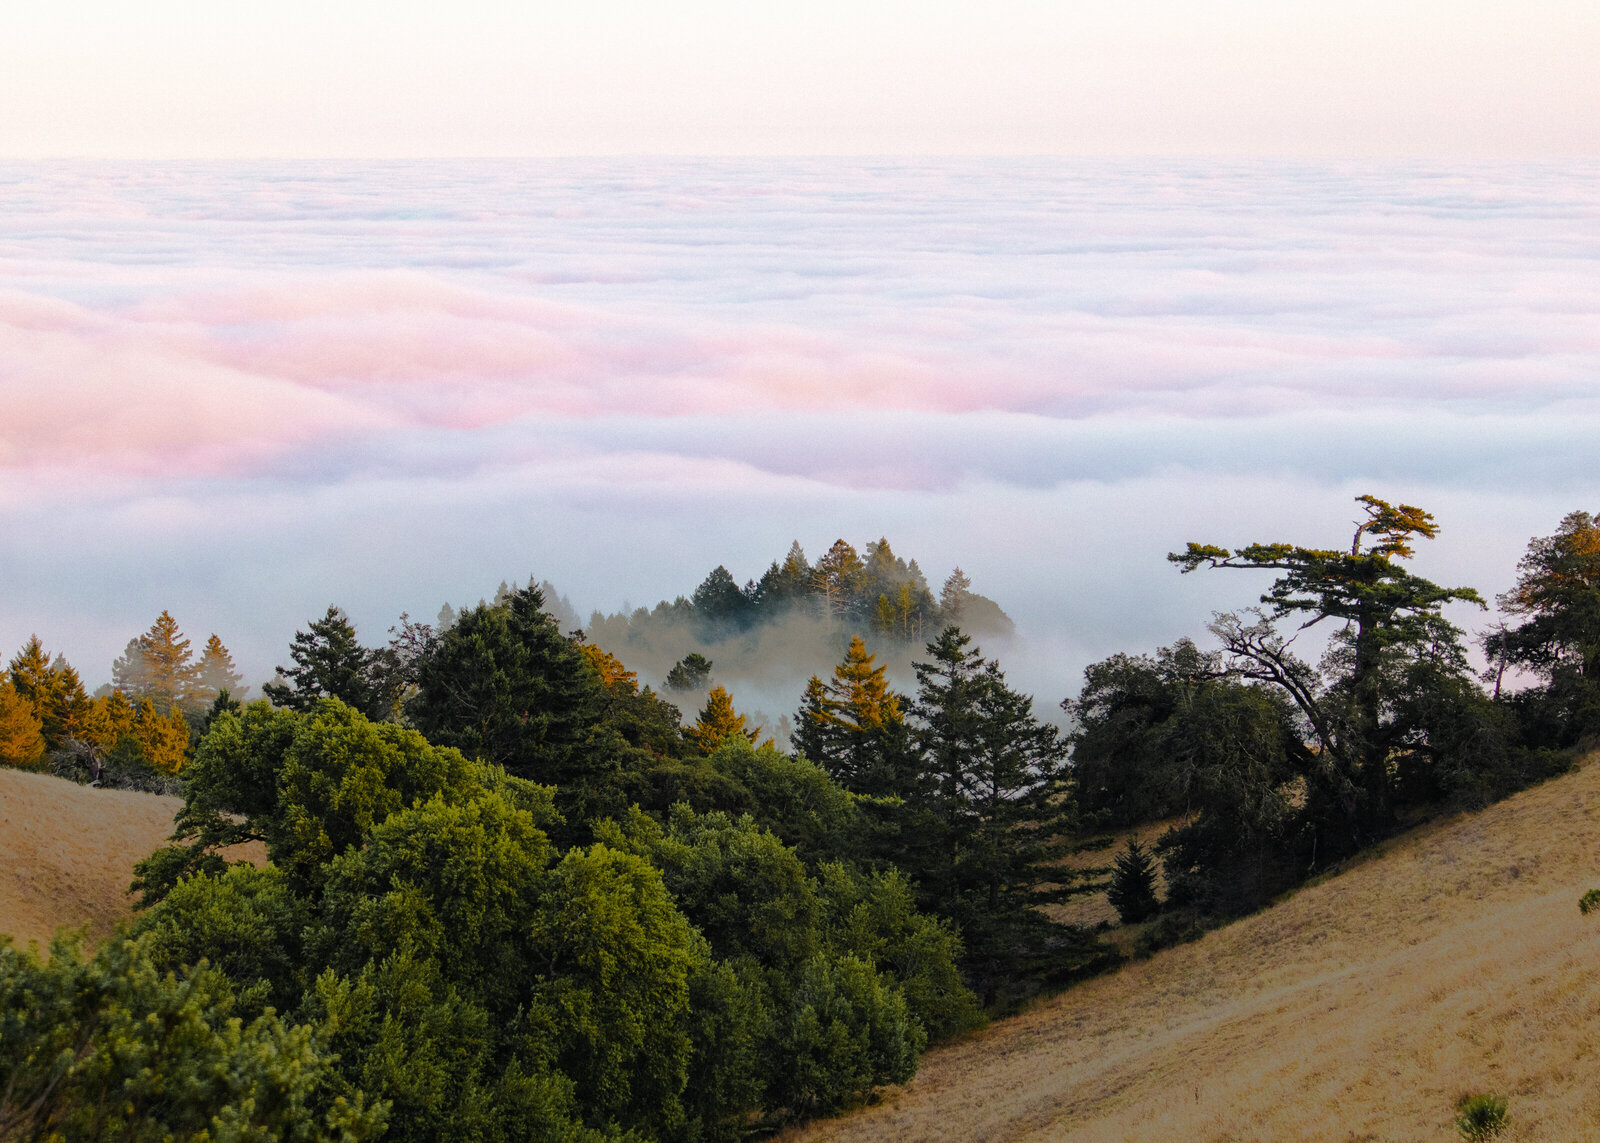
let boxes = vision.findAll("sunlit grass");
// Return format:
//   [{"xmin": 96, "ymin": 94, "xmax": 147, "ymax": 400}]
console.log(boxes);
[{"xmin": 783, "ymin": 753, "xmax": 1600, "ymax": 1142}]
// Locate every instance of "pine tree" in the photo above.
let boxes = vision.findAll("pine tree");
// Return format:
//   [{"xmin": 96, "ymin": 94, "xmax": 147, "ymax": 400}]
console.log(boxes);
[
  {"xmin": 796, "ymin": 636, "xmax": 913, "ymax": 796},
  {"xmin": 1107, "ymin": 838, "xmax": 1161, "ymax": 924},
  {"xmin": 132, "ymin": 699, "xmax": 191, "ymax": 775},
  {"xmin": 112, "ymin": 612, "xmax": 200, "ymax": 712},
  {"xmin": 939, "ymin": 568, "xmax": 973, "ymax": 622},
  {"xmin": 192, "ymin": 634, "xmax": 244, "ymax": 707},
  {"xmin": 0, "ymin": 677, "xmax": 46, "ymax": 769},
  {"xmin": 664, "ymin": 653, "xmax": 713, "ymax": 693},
  {"xmin": 263, "ymin": 606, "xmax": 384, "ymax": 718},
  {"xmin": 686, "ymin": 685, "xmax": 760, "ymax": 753},
  {"xmin": 9, "ymin": 636, "xmax": 90, "ymax": 751}
]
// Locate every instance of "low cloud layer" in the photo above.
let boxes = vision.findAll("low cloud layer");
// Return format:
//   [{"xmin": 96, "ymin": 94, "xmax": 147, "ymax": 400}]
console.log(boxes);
[{"xmin": 2, "ymin": 158, "xmax": 1597, "ymax": 705}]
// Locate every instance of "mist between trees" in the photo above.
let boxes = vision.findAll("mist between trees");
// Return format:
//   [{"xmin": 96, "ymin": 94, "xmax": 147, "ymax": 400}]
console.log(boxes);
[{"xmin": 4, "ymin": 502, "xmax": 1600, "ymax": 1142}]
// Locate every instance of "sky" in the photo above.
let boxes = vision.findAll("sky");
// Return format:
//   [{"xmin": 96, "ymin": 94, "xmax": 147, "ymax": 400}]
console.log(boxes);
[
  {"xmin": 3, "ymin": 158, "xmax": 1597, "ymax": 703},
  {"xmin": 1, "ymin": 4, "xmax": 1598, "ymax": 704},
  {"xmin": 3, "ymin": 2, "xmax": 1598, "ymax": 159}
]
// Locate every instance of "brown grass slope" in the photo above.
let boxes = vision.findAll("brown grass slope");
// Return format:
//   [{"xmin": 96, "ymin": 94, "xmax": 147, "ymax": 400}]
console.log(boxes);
[
  {"xmin": 784, "ymin": 754, "xmax": 1600, "ymax": 1143},
  {"xmin": 0, "ymin": 767, "xmax": 181, "ymax": 950}
]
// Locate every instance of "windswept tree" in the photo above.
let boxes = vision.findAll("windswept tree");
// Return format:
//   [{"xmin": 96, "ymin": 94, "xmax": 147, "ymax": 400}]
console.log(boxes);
[{"xmin": 1170, "ymin": 494, "xmax": 1502, "ymax": 842}]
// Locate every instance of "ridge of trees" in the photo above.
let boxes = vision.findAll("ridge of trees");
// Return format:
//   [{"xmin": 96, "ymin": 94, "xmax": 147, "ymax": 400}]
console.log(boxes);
[{"xmin": 6, "ymin": 498, "xmax": 1600, "ymax": 1140}]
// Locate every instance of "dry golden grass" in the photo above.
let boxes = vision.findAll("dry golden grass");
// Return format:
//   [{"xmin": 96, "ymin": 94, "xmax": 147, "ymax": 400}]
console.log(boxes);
[
  {"xmin": 783, "ymin": 755, "xmax": 1600, "ymax": 1143},
  {"xmin": 0, "ymin": 767, "xmax": 183, "ymax": 949}
]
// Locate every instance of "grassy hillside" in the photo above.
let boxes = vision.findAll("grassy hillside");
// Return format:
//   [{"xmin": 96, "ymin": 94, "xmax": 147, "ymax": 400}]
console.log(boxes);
[
  {"xmin": 0, "ymin": 767, "xmax": 182, "ymax": 949},
  {"xmin": 783, "ymin": 754, "xmax": 1600, "ymax": 1143}
]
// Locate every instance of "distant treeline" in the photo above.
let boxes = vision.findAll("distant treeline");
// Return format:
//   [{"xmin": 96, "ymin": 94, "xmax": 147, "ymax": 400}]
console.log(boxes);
[{"xmin": 4, "ymin": 501, "xmax": 1600, "ymax": 1141}]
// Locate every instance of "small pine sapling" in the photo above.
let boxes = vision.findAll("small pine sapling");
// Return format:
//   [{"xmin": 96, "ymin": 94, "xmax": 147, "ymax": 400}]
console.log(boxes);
[{"xmin": 1107, "ymin": 837, "xmax": 1161, "ymax": 924}]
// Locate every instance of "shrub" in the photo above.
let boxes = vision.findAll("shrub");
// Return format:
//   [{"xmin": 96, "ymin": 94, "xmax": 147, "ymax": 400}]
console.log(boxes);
[
  {"xmin": 1580, "ymin": 888, "xmax": 1600, "ymax": 915},
  {"xmin": 1455, "ymin": 1092, "xmax": 1510, "ymax": 1141}
]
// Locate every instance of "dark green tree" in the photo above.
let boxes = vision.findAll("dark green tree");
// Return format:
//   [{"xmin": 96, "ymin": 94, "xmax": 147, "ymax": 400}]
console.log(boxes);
[
  {"xmin": 1106, "ymin": 838, "xmax": 1160, "ymax": 924},
  {"xmin": 406, "ymin": 583, "xmax": 628, "ymax": 831},
  {"xmin": 264, "ymin": 607, "xmax": 392, "ymax": 721},
  {"xmin": 665, "ymin": 652, "xmax": 714, "ymax": 693}
]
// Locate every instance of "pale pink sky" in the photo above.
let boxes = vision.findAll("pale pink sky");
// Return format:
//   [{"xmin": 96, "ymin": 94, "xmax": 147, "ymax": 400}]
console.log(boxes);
[{"xmin": 4, "ymin": 1, "xmax": 1598, "ymax": 158}]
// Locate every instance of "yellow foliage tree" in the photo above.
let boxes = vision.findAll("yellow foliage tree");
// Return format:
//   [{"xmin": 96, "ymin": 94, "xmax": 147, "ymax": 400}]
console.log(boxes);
[
  {"xmin": 132, "ymin": 699, "xmax": 191, "ymax": 775},
  {"xmin": 686, "ymin": 685, "xmax": 760, "ymax": 754},
  {"xmin": 78, "ymin": 690, "xmax": 137, "ymax": 754},
  {"xmin": 829, "ymin": 635, "xmax": 902, "ymax": 733},
  {"xmin": 0, "ymin": 678, "xmax": 46, "ymax": 769},
  {"xmin": 581, "ymin": 643, "xmax": 639, "ymax": 697}
]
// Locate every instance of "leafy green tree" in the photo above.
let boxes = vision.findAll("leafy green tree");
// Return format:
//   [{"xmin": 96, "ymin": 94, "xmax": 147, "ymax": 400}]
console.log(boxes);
[
  {"xmin": 0, "ymin": 932, "xmax": 384, "ymax": 1143},
  {"xmin": 264, "ymin": 606, "xmax": 391, "ymax": 720},
  {"xmin": 1064, "ymin": 639, "xmax": 1224, "ymax": 826}
]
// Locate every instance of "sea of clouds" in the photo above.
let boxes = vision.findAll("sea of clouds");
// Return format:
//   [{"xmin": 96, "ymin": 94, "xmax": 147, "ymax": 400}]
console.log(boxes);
[{"xmin": 2, "ymin": 157, "xmax": 1597, "ymax": 705}]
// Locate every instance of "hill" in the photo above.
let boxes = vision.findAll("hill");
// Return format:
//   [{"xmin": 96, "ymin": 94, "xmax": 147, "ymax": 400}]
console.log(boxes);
[
  {"xmin": 782, "ymin": 754, "xmax": 1600, "ymax": 1142},
  {"xmin": 0, "ymin": 767, "xmax": 182, "ymax": 949}
]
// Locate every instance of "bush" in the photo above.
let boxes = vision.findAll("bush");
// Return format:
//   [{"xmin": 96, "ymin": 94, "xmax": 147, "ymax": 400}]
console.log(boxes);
[
  {"xmin": 1455, "ymin": 1092, "xmax": 1509, "ymax": 1140},
  {"xmin": 1580, "ymin": 888, "xmax": 1600, "ymax": 915},
  {"xmin": 1106, "ymin": 838, "xmax": 1160, "ymax": 924}
]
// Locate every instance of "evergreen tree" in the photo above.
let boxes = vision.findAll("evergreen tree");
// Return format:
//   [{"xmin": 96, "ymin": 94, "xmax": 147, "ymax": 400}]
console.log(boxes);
[
  {"xmin": 263, "ymin": 606, "xmax": 387, "ymax": 720},
  {"xmin": 407, "ymin": 583, "xmax": 625, "ymax": 827},
  {"xmin": 9, "ymin": 636, "xmax": 90, "ymax": 752},
  {"xmin": 939, "ymin": 568, "xmax": 973, "ymax": 621},
  {"xmin": 686, "ymin": 685, "xmax": 760, "ymax": 753},
  {"xmin": 814, "ymin": 540, "xmax": 868, "ymax": 623},
  {"xmin": 112, "ymin": 611, "xmax": 200, "ymax": 712},
  {"xmin": 796, "ymin": 636, "xmax": 913, "ymax": 797},
  {"xmin": 1106, "ymin": 838, "xmax": 1161, "ymax": 924},
  {"xmin": 752, "ymin": 541, "xmax": 814, "ymax": 613},
  {"xmin": 192, "ymin": 633, "xmax": 244, "ymax": 707},
  {"xmin": 0, "ymin": 677, "xmax": 46, "ymax": 769},
  {"xmin": 665, "ymin": 652, "xmax": 714, "ymax": 692},
  {"xmin": 692, "ymin": 566, "xmax": 752, "ymax": 633}
]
